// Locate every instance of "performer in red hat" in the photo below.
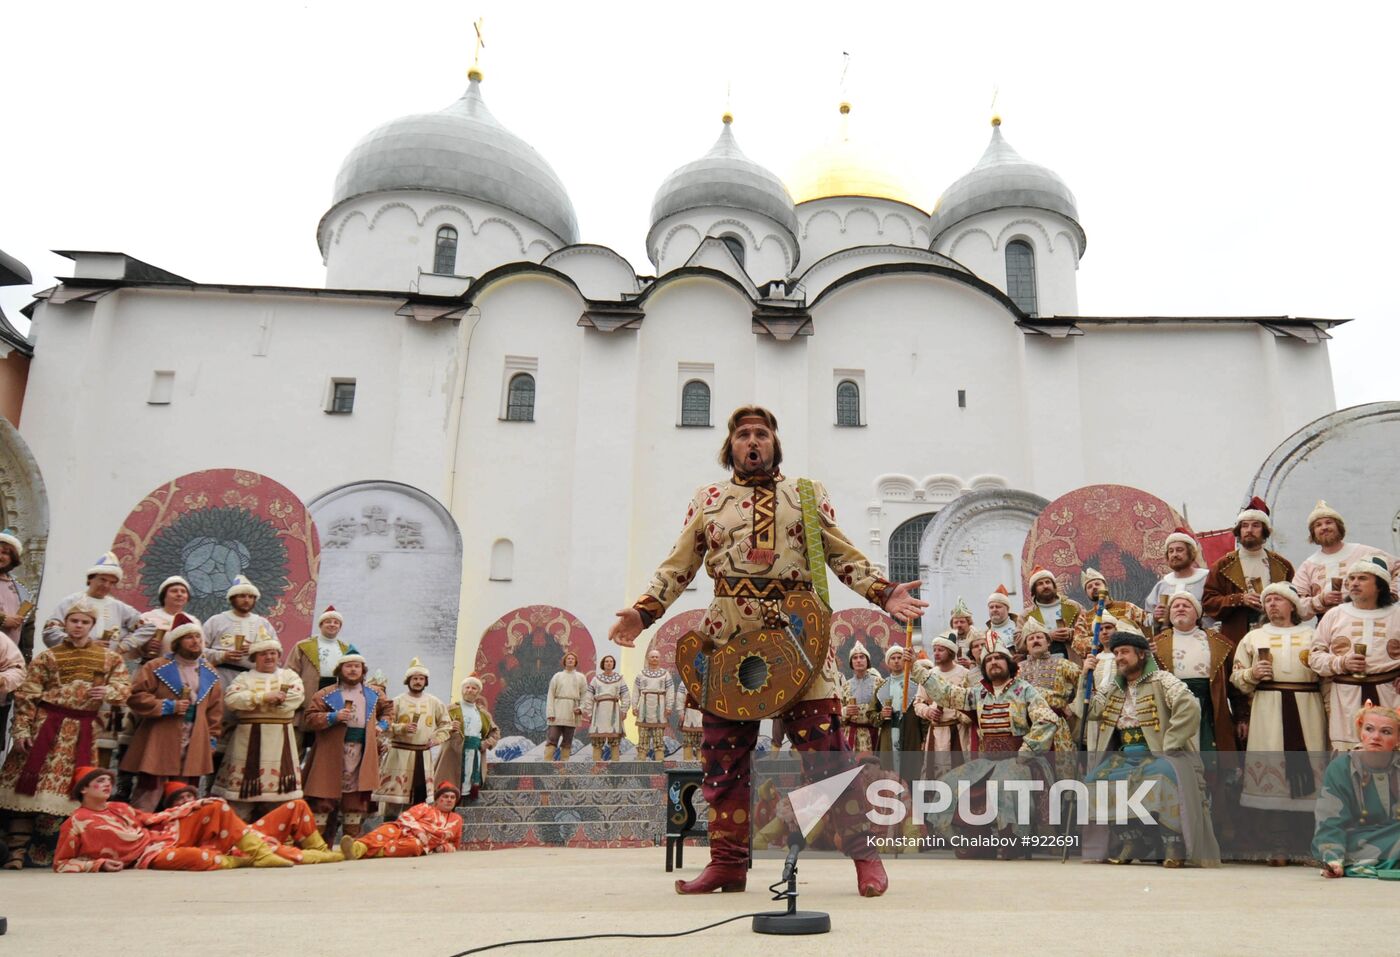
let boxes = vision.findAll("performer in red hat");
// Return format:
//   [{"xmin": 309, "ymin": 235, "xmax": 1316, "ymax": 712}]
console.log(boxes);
[{"xmin": 341, "ymin": 782, "xmax": 463, "ymax": 860}]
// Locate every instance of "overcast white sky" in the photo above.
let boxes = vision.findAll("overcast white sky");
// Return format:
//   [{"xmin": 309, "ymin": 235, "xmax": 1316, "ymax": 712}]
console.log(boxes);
[{"xmin": 3, "ymin": 1, "xmax": 1396, "ymax": 408}]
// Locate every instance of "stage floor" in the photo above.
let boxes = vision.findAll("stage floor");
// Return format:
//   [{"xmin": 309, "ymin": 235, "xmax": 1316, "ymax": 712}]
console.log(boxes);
[{"xmin": 1, "ymin": 847, "xmax": 1385, "ymax": 955}]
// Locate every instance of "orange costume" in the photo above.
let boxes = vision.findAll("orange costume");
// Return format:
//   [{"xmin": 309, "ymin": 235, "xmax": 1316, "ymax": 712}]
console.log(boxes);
[{"xmin": 344, "ymin": 784, "xmax": 462, "ymax": 860}]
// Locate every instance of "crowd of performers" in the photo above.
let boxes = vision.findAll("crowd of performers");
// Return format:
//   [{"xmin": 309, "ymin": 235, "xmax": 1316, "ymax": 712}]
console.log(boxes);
[
  {"xmin": 834, "ymin": 496, "xmax": 1400, "ymax": 878},
  {"xmin": 0, "ymin": 543, "xmax": 495, "ymax": 870}
]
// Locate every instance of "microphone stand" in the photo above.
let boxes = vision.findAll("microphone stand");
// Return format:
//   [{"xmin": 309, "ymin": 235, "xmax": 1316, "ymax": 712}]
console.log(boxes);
[{"xmin": 752, "ymin": 834, "xmax": 831, "ymax": 936}]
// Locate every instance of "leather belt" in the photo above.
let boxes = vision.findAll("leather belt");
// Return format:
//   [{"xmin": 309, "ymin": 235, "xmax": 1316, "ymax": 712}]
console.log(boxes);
[
  {"xmin": 1332, "ymin": 666, "xmax": 1400, "ymax": 686},
  {"xmin": 1256, "ymin": 681, "xmax": 1321, "ymax": 693}
]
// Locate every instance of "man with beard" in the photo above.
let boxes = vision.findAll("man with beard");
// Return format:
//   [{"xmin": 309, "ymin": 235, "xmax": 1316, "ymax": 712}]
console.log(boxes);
[
  {"xmin": 610, "ymin": 405, "xmax": 925, "ymax": 896},
  {"xmin": 1154, "ymin": 591, "xmax": 1239, "ymax": 754},
  {"xmin": 120, "ymin": 614, "xmax": 223, "ymax": 811},
  {"xmin": 913, "ymin": 636, "xmax": 969, "ymax": 774},
  {"xmin": 1145, "ymin": 529, "xmax": 1210, "ymax": 631},
  {"xmin": 1314, "ymin": 703, "xmax": 1400, "ymax": 878},
  {"xmin": 876, "ymin": 644, "xmax": 924, "ymax": 782},
  {"xmin": 374, "ymin": 658, "xmax": 450, "ymax": 818},
  {"xmin": 1018, "ymin": 619, "xmax": 1079, "ymax": 755},
  {"xmin": 1203, "ymin": 498, "xmax": 1294, "ymax": 646},
  {"xmin": 1292, "ymin": 501, "xmax": 1398, "ymax": 621},
  {"xmin": 303, "ymin": 654, "xmax": 390, "ymax": 839},
  {"xmin": 839, "ymin": 640, "xmax": 883, "ymax": 755},
  {"xmin": 985, "ymin": 585, "xmax": 1018, "ymax": 652},
  {"xmin": 203, "ymin": 576, "xmax": 276, "ymax": 691},
  {"xmin": 914, "ymin": 639, "xmax": 1058, "ymax": 857},
  {"xmin": 1019, "ymin": 567, "xmax": 1082, "ymax": 659},
  {"xmin": 1309, "ymin": 556, "xmax": 1400, "ymax": 751},
  {"xmin": 1073, "ymin": 567, "xmax": 1149, "ymax": 657},
  {"xmin": 1232, "ymin": 582, "xmax": 1326, "ymax": 865},
  {"xmin": 1083, "ymin": 629, "xmax": 1220, "ymax": 866}
]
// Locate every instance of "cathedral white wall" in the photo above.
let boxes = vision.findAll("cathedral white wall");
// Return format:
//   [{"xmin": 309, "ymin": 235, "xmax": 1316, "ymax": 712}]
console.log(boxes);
[
  {"xmin": 322, "ymin": 191, "xmax": 561, "ymax": 291},
  {"xmin": 541, "ymin": 246, "xmax": 640, "ymax": 300},
  {"xmin": 937, "ymin": 208, "xmax": 1081, "ymax": 316},
  {"xmin": 796, "ymin": 197, "xmax": 933, "ymax": 267},
  {"xmin": 647, "ymin": 208, "xmax": 796, "ymax": 284}
]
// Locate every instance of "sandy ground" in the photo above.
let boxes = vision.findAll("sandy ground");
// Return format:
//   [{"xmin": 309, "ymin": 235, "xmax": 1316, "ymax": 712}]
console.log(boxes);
[{"xmin": 1, "ymin": 846, "xmax": 1391, "ymax": 956}]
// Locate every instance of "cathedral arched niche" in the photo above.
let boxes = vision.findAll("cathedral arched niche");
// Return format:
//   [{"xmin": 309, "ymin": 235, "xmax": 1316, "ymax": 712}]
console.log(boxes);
[
  {"xmin": 308, "ymin": 480, "xmax": 463, "ymax": 692},
  {"xmin": 0, "ymin": 418, "xmax": 49, "ymax": 643},
  {"xmin": 473, "ymin": 605, "xmax": 597, "ymax": 747},
  {"xmin": 918, "ymin": 488, "xmax": 1048, "ymax": 628}
]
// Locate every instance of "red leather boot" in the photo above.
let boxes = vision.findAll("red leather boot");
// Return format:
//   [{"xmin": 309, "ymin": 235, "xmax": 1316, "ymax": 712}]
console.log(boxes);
[
  {"xmin": 674, "ymin": 862, "xmax": 747, "ymax": 894},
  {"xmin": 854, "ymin": 857, "xmax": 888, "ymax": 897}
]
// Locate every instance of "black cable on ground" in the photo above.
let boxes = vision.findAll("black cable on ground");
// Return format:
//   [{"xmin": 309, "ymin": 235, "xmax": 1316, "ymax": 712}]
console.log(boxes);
[{"xmin": 447, "ymin": 911, "xmax": 768, "ymax": 955}]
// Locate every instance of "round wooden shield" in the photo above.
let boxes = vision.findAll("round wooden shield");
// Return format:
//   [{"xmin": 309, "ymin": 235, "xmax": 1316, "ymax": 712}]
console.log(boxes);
[
  {"xmin": 110, "ymin": 468, "xmax": 319, "ymax": 652},
  {"xmin": 676, "ymin": 592, "xmax": 827, "ymax": 721},
  {"xmin": 473, "ymin": 605, "xmax": 597, "ymax": 742},
  {"xmin": 1021, "ymin": 484, "xmax": 1189, "ymax": 607}
]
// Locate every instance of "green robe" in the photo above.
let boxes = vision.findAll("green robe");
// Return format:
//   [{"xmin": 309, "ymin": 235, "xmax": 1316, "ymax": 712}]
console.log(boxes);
[{"xmin": 1313, "ymin": 752, "xmax": 1400, "ymax": 878}]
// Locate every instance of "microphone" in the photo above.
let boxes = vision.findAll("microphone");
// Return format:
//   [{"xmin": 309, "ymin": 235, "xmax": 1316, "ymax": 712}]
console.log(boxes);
[{"xmin": 782, "ymin": 831, "xmax": 806, "ymax": 883}]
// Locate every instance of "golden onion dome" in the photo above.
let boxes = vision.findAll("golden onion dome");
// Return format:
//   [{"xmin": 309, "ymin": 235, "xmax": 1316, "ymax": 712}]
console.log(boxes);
[{"xmin": 785, "ymin": 101, "xmax": 924, "ymax": 211}]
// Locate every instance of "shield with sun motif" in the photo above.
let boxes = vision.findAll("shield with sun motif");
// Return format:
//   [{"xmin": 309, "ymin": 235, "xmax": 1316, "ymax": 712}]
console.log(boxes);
[
  {"xmin": 1021, "ymin": 484, "xmax": 1188, "ymax": 608},
  {"xmin": 473, "ymin": 605, "xmax": 597, "ymax": 742},
  {"xmin": 109, "ymin": 469, "xmax": 319, "ymax": 650}
]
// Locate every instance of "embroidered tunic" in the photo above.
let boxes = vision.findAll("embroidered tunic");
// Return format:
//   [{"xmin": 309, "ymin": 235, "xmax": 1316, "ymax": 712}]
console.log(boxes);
[
  {"xmin": 374, "ymin": 691, "xmax": 451, "ymax": 805},
  {"xmin": 631, "ymin": 668, "xmax": 674, "ymax": 729},
  {"xmin": 1231, "ymin": 623, "xmax": 1326, "ymax": 811},
  {"xmin": 42, "ymin": 592, "xmax": 141, "ymax": 651},
  {"xmin": 839, "ymin": 669, "xmax": 883, "ymax": 753},
  {"xmin": 583, "ymin": 672, "xmax": 630, "ymax": 740},
  {"xmin": 1309, "ymin": 604, "xmax": 1400, "ymax": 750},
  {"xmin": 203, "ymin": 611, "xmax": 277, "ymax": 688},
  {"xmin": 631, "ymin": 475, "xmax": 893, "ymax": 707},
  {"xmin": 211, "ymin": 667, "xmax": 304, "ymax": 803},
  {"xmin": 1293, "ymin": 543, "xmax": 1398, "ymax": 619}
]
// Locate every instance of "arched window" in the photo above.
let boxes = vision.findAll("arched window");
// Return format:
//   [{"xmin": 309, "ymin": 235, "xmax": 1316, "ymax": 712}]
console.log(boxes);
[
  {"xmin": 434, "ymin": 226, "xmax": 459, "ymax": 275},
  {"xmin": 505, "ymin": 373, "xmax": 535, "ymax": 422},
  {"xmin": 1005, "ymin": 239, "xmax": 1038, "ymax": 316},
  {"xmin": 680, "ymin": 380, "xmax": 710, "ymax": 427},
  {"xmin": 836, "ymin": 380, "xmax": 861, "ymax": 426},
  {"xmin": 719, "ymin": 234, "xmax": 746, "ymax": 268},
  {"xmin": 489, "ymin": 538, "xmax": 514, "ymax": 581},
  {"xmin": 888, "ymin": 513, "xmax": 934, "ymax": 603}
]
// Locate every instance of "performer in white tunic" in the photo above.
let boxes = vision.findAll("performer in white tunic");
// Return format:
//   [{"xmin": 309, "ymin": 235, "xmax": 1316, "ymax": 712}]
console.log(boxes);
[
  {"xmin": 211, "ymin": 634, "xmax": 305, "ymax": 817},
  {"xmin": 1145, "ymin": 528, "xmax": 1212, "ymax": 631},
  {"xmin": 1231, "ymin": 582, "xmax": 1326, "ymax": 864},
  {"xmin": 203, "ymin": 576, "xmax": 276, "ymax": 690},
  {"xmin": 374, "ymin": 657, "xmax": 450, "ymax": 815},
  {"xmin": 545, "ymin": 651, "xmax": 589, "ymax": 761},
  {"xmin": 1292, "ymin": 501, "xmax": 1398, "ymax": 621},
  {"xmin": 984, "ymin": 586, "xmax": 1018, "ymax": 651},
  {"xmin": 631, "ymin": 649, "xmax": 674, "ymax": 761},
  {"xmin": 1310, "ymin": 556, "xmax": 1400, "ymax": 751},
  {"xmin": 582, "ymin": 655, "xmax": 630, "ymax": 761},
  {"xmin": 914, "ymin": 636, "xmax": 969, "ymax": 776},
  {"xmin": 435, "ymin": 676, "xmax": 499, "ymax": 801}
]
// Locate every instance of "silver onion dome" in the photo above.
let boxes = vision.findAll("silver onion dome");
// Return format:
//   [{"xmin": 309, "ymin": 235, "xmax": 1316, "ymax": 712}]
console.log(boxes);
[
  {"xmin": 649, "ymin": 117, "xmax": 798, "ymax": 243},
  {"xmin": 930, "ymin": 119, "xmax": 1084, "ymax": 253},
  {"xmin": 323, "ymin": 78, "xmax": 579, "ymax": 248}
]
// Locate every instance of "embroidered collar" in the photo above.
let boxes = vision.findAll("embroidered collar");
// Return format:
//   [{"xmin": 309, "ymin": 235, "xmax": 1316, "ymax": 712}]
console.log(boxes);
[
  {"xmin": 731, "ymin": 469, "xmax": 782, "ymax": 487},
  {"xmin": 595, "ymin": 672, "xmax": 623, "ymax": 684},
  {"xmin": 639, "ymin": 667, "xmax": 667, "ymax": 678},
  {"xmin": 1340, "ymin": 604, "xmax": 1392, "ymax": 621}
]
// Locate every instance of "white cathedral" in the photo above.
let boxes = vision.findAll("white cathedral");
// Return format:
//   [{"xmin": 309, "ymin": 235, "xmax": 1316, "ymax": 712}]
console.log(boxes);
[{"xmin": 20, "ymin": 66, "xmax": 1344, "ymax": 683}]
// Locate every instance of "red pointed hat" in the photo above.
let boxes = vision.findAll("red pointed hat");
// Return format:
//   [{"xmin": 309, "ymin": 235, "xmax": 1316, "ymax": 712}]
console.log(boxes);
[
  {"xmin": 317, "ymin": 604, "xmax": 343, "ymax": 627},
  {"xmin": 69, "ymin": 765, "xmax": 114, "ymax": 799},
  {"xmin": 1027, "ymin": 566, "xmax": 1055, "ymax": 588},
  {"xmin": 166, "ymin": 612, "xmax": 203, "ymax": 649},
  {"xmin": 987, "ymin": 583, "xmax": 1012, "ymax": 608},
  {"xmin": 1235, "ymin": 496, "xmax": 1271, "ymax": 532}
]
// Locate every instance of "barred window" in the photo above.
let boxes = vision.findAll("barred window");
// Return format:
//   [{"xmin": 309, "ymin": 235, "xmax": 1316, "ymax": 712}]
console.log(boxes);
[
  {"xmin": 680, "ymin": 380, "xmax": 710, "ymax": 426},
  {"xmin": 836, "ymin": 379, "xmax": 861, "ymax": 426},
  {"xmin": 434, "ymin": 226, "xmax": 459, "ymax": 275},
  {"xmin": 888, "ymin": 513, "xmax": 934, "ymax": 598},
  {"xmin": 1005, "ymin": 240, "xmax": 1038, "ymax": 316},
  {"xmin": 505, "ymin": 373, "xmax": 535, "ymax": 422}
]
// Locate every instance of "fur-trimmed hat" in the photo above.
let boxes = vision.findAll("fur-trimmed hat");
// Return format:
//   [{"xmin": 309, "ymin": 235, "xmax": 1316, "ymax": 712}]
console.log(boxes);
[
  {"xmin": 1164, "ymin": 527, "xmax": 1201, "ymax": 562},
  {"xmin": 159, "ymin": 781, "xmax": 199, "ymax": 809},
  {"xmin": 64, "ymin": 599, "xmax": 101, "ymax": 623},
  {"xmin": 1347, "ymin": 555, "xmax": 1391, "ymax": 584},
  {"xmin": 333, "ymin": 653, "xmax": 367, "ymax": 678},
  {"xmin": 461, "ymin": 674, "xmax": 484, "ymax": 692},
  {"xmin": 1262, "ymin": 581, "xmax": 1307, "ymax": 618},
  {"xmin": 86, "ymin": 551, "xmax": 122, "ymax": 582},
  {"xmin": 1081, "ymin": 567, "xmax": 1107, "ymax": 591},
  {"xmin": 1027, "ymin": 566, "xmax": 1056, "ymax": 589},
  {"xmin": 435, "ymin": 780, "xmax": 462, "ymax": 799},
  {"xmin": 1109, "ymin": 630, "xmax": 1152, "ymax": 652},
  {"xmin": 1165, "ymin": 589, "xmax": 1202, "ymax": 618},
  {"xmin": 987, "ymin": 584, "xmax": 1012, "ymax": 610},
  {"xmin": 0, "ymin": 528, "xmax": 22, "ymax": 561},
  {"xmin": 166, "ymin": 612, "xmax": 203, "ymax": 649},
  {"xmin": 247, "ymin": 630, "xmax": 282, "ymax": 657},
  {"xmin": 226, "ymin": 575, "xmax": 260, "ymax": 600},
  {"xmin": 1234, "ymin": 496, "xmax": 1272, "ymax": 534},
  {"xmin": 884, "ymin": 644, "xmax": 908, "ymax": 666},
  {"xmin": 70, "ymin": 765, "xmax": 115, "ymax": 800},
  {"xmin": 1307, "ymin": 500, "xmax": 1345, "ymax": 541},
  {"xmin": 404, "ymin": 657, "xmax": 430, "ymax": 684},
  {"xmin": 316, "ymin": 605, "xmax": 343, "ymax": 628},
  {"xmin": 157, "ymin": 575, "xmax": 191, "ymax": 603},
  {"xmin": 930, "ymin": 635, "xmax": 959, "ymax": 655}
]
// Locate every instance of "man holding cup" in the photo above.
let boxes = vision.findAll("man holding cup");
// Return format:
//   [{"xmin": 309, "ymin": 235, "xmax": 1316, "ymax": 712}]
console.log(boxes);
[
  {"xmin": 1292, "ymin": 501, "xmax": 1398, "ymax": 621},
  {"xmin": 1203, "ymin": 498, "xmax": 1295, "ymax": 646},
  {"xmin": 1309, "ymin": 557, "xmax": 1400, "ymax": 751}
]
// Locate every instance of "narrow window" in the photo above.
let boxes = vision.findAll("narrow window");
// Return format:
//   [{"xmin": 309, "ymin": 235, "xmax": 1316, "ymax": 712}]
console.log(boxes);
[
  {"xmin": 957, "ymin": 389, "xmax": 966, "ymax": 409},
  {"xmin": 836, "ymin": 380, "xmax": 861, "ymax": 426},
  {"xmin": 719, "ymin": 234, "xmax": 746, "ymax": 268},
  {"xmin": 434, "ymin": 225, "xmax": 459, "ymax": 275},
  {"xmin": 1005, "ymin": 239, "xmax": 1038, "ymax": 316},
  {"xmin": 489, "ymin": 539, "xmax": 514, "ymax": 581},
  {"xmin": 505, "ymin": 373, "xmax": 535, "ymax": 422},
  {"xmin": 327, "ymin": 379, "xmax": 356, "ymax": 414},
  {"xmin": 148, "ymin": 370, "xmax": 175, "ymax": 405},
  {"xmin": 680, "ymin": 380, "xmax": 711, "ymax": 427}
]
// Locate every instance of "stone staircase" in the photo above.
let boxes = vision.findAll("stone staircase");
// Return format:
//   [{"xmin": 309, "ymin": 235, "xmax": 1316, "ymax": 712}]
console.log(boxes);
[{"xmin": 458, "ymin": 760, "xmax": 710, "ymax": 850}]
